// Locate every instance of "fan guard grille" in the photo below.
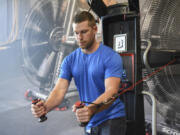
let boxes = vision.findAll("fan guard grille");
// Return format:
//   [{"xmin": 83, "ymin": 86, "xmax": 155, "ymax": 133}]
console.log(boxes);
[{"xmin": 141, "ymin": 0, "xmax": 180, "ymax": 130}]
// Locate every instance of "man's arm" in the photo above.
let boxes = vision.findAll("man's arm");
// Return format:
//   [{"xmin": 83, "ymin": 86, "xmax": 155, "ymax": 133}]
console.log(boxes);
[
  {"xmin": 75, "ymin": 77, "xmax": 120, "ymax": 123},
  {"xmin": 31, "ymin": 78, "xmax": 69, "ymax": 118},
  {"xmin": 45, "ymin": 78, "xmax": 70, "ymax": 112},
  {"xmin": 89, "ymin": 77, "xmax": 121, "ymax": 112}
]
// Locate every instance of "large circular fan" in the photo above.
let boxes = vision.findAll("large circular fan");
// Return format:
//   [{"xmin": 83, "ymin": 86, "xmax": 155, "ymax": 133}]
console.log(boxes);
[
  {"xmin": 141, "ymin": 0, "xmax": 180, "ymax": 131},
  {"xmin": 22, "ymin": 0, "xmax": 78, "ymax": 91}
]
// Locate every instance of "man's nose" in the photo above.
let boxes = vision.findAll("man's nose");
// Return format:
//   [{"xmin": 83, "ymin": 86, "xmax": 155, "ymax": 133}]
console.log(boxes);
[{"xmin": 77, "ymin": 33, "xmax": 83, "ymax": 40}]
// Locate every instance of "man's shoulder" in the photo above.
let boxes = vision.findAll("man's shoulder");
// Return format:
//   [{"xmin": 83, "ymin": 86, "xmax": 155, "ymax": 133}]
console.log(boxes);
[
  {"xmin": 62, "ymin": 48, "xmax": 80, "ymax": 64},
  {"xmin": 100, "ymin": 43, "xmax": 117, "ymax": 55},
  {"xmin": 99, "ymin": 43, "xmax": 122, "ymax": 64},
  {"xmin": 67, "ymin": 47, "xmax": 81, "ymax": 58}
]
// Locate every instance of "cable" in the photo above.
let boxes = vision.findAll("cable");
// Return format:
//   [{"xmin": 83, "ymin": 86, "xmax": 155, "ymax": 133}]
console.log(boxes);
[{"xmin": 82, "ymin": 58, "xmax": 177, "ymax": 110}]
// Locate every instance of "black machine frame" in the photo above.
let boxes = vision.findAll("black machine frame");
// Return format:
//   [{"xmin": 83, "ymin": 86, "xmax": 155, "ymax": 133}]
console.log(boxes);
[
  {"xmin": 102, "ymin": 12, "xmax": 145, "ymax": 135},
  {"xmin": 88, "ymin": 0, "xmax": 145, "ymax": 134}
]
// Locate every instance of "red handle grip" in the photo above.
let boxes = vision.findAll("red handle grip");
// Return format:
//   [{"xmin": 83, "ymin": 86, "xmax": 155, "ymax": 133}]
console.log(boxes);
[
  {"xmin": 74, "ymin": 101, "xmax": 88, "ymax": 127},
  {"xmin": 32, "ymin": 99, "xmax": 47, "ymax": 122}
]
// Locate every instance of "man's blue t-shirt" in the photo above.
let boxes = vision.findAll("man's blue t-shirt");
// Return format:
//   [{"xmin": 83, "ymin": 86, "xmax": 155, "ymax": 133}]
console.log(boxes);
[{"xmin": 59, "ymin": 43, "xmax": 125, "ymax": 128}]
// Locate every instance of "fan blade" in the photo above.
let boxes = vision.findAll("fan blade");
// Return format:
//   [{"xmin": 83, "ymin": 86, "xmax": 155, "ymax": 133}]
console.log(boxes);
[
  {"xmin": 55, "ymin": 1, "xmax": 68, "ymax": 25},
  {"xmin": 39, "ymin": 1, "xmax": 55, "ymax": 27},
  {"xmin": 28, "ymin": 9, "xmax": 53, "ymax": 32},
  {"xmin": 37, "ymin": 51, "xmax": 56, "ymax": 79},
  {"xmin": 49, "ymin": 0, "xmax": 63, "ymax": 23},
  {"xmin": 31, "ymin": 41, "xmax": 49, "ymax": 47},
  {"xmin": 55, "ymin": 0, "xmax": 61, "ymax": 23},
  {"xmin": 24, "ymin": 27, "xmax": 48, "ymax": 43},
  {"xmin": 25, "ymin": 22, "xmax": 45, "ymax": 34},
  {"xmin": 26, "ymin": 43, "xmax": 51, "ymax": 69}
]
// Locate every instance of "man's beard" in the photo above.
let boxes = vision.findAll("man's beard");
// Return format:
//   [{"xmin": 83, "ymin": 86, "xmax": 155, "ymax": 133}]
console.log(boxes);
[{"xmin": 80, "ymin": 37, "xmax": 95, "ymax": 50}]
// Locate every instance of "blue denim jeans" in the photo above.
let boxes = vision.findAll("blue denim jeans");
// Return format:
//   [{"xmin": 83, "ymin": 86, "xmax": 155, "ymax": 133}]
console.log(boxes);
[{"xmin": 84, "ymin": 117, "xmax": 126, "ymax": 135}]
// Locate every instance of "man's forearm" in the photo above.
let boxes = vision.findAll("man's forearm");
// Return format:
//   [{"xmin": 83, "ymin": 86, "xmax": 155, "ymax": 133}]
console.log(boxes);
[
  {"xmin": 45, "ymin": 88, "xmax": 66, "ymax": 113},
  {"xmin": 88, "ymin": 88, "xmax": 118, "ymax": 114},
  {"xmin": 44, "ymin": 78, "xmax": 69, "ymax": 113},
  {"xmin": 95, "ymin": 89, "xmax": 117, "ymax": 104},
  {"xmin": 88, "ymin": 77, "xmax": 121, "ymax": 114}
]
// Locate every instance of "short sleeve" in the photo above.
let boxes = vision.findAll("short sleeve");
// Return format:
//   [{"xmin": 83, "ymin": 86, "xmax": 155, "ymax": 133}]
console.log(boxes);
[
  {"xmin": 104, "ymin": 53, "xmax": 123, "ymax": 79},
  {"xmin": 59, "ymin": 56, "xmax": 72, "ymax": 81}
]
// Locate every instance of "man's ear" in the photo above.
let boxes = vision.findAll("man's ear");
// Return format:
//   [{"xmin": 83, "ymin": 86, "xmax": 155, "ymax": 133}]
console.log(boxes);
[{"xmin": 93, "ymin": 25, "xmax": 98, "ymax": 32}]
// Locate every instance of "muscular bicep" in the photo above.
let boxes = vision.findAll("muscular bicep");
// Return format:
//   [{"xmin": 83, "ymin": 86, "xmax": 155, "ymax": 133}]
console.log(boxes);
[{"xmin": 105, "ymin": 77, "xmax": 121, "ymax": 94}]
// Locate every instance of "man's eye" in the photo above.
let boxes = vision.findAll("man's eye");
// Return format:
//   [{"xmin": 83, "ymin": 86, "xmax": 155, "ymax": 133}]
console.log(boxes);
[
  {"xmin": 74, "ymin": 32, "xmax": 78, "ymax": 35},
  {"xmin": 82, "ymin": 30, "xmax": 88, "ymax": 34}
]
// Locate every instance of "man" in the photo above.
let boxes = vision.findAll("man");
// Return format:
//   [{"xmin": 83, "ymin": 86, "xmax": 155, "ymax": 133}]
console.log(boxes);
[{"xmin": 31, "ymin": 11, "xmax": 126, "ymax": 135}]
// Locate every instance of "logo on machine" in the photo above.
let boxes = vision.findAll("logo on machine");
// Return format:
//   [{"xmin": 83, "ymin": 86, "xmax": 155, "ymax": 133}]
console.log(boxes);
[{"xmin": 113, "ymin": 34, "xmax": 127, "ymax": 53}]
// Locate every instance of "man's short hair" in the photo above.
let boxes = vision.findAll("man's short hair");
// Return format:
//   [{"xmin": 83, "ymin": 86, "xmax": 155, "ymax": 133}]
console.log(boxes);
[{"xmin": 73, "ymin": 11, "xmax": 96, "ymax": 27}]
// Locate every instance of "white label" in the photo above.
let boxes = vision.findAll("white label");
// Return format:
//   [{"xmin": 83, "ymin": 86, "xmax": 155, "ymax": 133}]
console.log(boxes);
[{"xmin": 113, "ymin": 34, "xmax": 127, "ymax": 52}]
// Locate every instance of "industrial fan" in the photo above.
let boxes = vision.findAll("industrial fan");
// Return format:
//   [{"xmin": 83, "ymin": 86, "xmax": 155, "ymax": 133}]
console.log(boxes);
[
  {"xmin": 22, "ymin": 0, "xmax": 88, "ymax": 107},
  {"xmin": 141, "ymin": 0, "xmax": 180, "ymax": 134}
]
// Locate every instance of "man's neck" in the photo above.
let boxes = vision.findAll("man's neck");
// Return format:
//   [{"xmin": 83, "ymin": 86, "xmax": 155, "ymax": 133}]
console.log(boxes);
[{"xmin": 82, "ymin": 41, "xmax": 100, "ymax": 54}]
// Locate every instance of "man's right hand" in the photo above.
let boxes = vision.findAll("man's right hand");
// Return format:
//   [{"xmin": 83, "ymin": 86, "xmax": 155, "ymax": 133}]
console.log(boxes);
[{"xmin": 31, "ymin": 100, "xmax": 47, "ymax": 118}]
